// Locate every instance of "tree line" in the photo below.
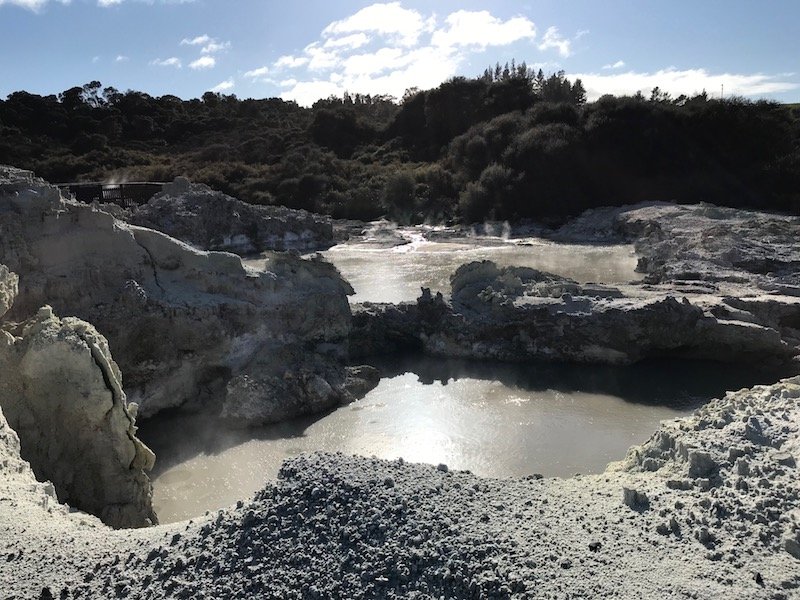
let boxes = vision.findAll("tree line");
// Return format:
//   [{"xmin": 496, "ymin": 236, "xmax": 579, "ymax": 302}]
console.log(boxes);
[{"xmin": 0, "ymin": 65, "xmax": 797, "ymax": 223}]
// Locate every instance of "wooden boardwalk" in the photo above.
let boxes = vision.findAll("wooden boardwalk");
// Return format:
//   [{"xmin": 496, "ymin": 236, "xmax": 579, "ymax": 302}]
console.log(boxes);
[{"xmin": 57, "ymin": 182, "xmax": 165, "ymax": 208}]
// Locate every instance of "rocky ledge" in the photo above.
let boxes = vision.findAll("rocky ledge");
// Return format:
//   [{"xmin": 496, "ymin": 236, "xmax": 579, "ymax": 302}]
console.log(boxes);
[
  {"xmin": 124, "ymin": 177, "xmax": 335, "ymax": 254},
  {"xmin": 0, "ymin": 166, "xmax": 376, "ymax": 423},
  {"xmin": 555, "ymin": 201, "xmax": 800, "ymax": 292},
  {"xmin": 353, "ymin": 201, "xmax": 800, "ymax": 368},
  {"xmin": 352, "ymin": 261, "xmax": 798, "ymax": 366},
  {"xmin": 1, "ymin": 376, "xmax": 798, "ymax": 599}
]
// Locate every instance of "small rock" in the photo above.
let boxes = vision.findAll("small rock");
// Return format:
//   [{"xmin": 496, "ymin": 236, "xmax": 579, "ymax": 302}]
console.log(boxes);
[
  {"xmin": 588, "ymin": 541, "xmax": 602, "ymax": 552},
  {"xmin": 772, "ymin": 452, "xmax": 796, "ymax": 468},
  {"xmin": 784, "ymin": 536, "xmax": 800, "ymax": 560},
  {"xmin": 623, "ymin": 487, "xmax": 649, "ymax": 510},
  {"xmin": 669, "ymin": 516, "xmax": 681, "ymax": 534},
  {"xmin": 736, "ymin": 458, "xmax": 750, "ymax": 477},
  {"xmin": 688, "ymin": 450, "xmax": 717, "ymax": 478}
]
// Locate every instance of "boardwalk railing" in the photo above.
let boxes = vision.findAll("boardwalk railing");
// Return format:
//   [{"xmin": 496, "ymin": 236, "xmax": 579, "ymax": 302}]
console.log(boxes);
[{"xmin": 57, "ymin": 182, "xmax": 166, "ymax": 208}]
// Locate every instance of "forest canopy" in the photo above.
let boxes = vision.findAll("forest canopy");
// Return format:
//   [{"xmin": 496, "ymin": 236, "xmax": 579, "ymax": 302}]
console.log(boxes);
[{"xmin": 1, "ymin": 64, "xmax": 798, "ymax": 224}]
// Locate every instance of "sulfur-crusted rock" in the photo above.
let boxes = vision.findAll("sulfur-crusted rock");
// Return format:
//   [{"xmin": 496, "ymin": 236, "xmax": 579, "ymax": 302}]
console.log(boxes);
[
  {"xmin": 127, "ymin": 177, "xmax": 335, "ymax": 254},
  {"xmin": 0, "ymin": 166, "xmax": 354, "ymax": 420},
  {"xmin": 0, "ymin": 306, "xmax": 155, "ymax": 528}
]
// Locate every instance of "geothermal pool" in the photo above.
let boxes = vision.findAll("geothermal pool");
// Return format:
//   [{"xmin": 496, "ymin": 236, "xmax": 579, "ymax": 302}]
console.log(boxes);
[
  {"xmin": 139, "ymin": 357, "xmax": 777, "ymax": 524},
  {"xmin": 243, "ymin": 231, "xmax": 640, "ymax": 304}
]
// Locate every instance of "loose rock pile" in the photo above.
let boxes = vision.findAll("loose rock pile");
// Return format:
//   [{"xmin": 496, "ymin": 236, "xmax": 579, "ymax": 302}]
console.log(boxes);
[{"xmin": 1, "ymin": 377, "xmax": 798, "ymax": 598}]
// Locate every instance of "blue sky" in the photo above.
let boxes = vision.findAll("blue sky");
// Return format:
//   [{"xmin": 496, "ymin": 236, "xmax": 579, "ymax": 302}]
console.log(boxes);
[{"xmin": 1, "ymin": 0, "xmax": 798, "ymax": 105}]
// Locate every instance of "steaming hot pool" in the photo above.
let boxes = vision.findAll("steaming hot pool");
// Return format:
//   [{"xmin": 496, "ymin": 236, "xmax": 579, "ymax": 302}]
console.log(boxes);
[{"xmin": 138, "ymin": 233, "xmax": 772, "ymax": 523}]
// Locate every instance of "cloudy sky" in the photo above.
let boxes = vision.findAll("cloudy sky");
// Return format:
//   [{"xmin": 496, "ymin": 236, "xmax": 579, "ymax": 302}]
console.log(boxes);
[{"xmin": 1, "ymin": 0, "xmax": 798, "ymax": 105}]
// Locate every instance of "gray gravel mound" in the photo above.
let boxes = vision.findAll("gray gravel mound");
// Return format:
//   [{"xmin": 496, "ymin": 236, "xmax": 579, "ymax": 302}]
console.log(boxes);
[{"xmin": 2, "ymin": 378, "xmax": 799, "ymax": 599}]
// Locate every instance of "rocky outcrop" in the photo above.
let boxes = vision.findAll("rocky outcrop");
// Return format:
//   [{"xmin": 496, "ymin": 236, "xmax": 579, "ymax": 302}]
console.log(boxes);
[
  {"xmin": 624, "ymin": 204, "xmax": 800, "ymax": 289},
  {"xmin": 351, "ymin": 261, "xmax": 797, "ymax": 366},
  {"xmin": 222, "ymin": 348, "xmax": 380, "ymax": 425},
  {"xmin": 0, "ymin": 304, "xmax": 156, "ymax": 528},
  {"xmin": 0, "ymin": 166, "xmax": 356, "ymax": 420},
  {"xmin": 127, "ymin": 177, "xmax": 335, "ymax": 254},
  {"xmin": 556, "ymin": 201, "xmax": 800, "ymax": 291}
]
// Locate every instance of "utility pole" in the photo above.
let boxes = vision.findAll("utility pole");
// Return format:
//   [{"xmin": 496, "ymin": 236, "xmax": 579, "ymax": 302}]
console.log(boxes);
[{"xmin": 721, "ymin": 83, "xmax": 724, "ymax": 99}]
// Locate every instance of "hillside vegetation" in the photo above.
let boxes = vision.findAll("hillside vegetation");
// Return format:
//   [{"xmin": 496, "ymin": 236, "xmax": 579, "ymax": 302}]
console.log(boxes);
[{"xmin": 1, "ymin": 66, "xmax": 798, "ymax": 223}]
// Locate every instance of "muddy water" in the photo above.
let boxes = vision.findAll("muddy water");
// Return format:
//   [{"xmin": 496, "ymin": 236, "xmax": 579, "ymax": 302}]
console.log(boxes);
[
  {"xmin": 139, "ymin": 358, "xmax": 777, "ymax": 524},
  {"xmin": 243, "ymin": 232, "xmax": 640, "ymax": 304}
]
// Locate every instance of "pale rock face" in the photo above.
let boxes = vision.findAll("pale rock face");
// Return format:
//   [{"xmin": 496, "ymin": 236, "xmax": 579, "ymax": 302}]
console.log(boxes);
[
  {"xmin": 556, "ymin": 201, "xmax": 800, "ymax": 291},
  {"xmin": 0, "ymin": 305, "xmax": 156, "ymax": 528},
  {"xmin": 0, "ymin": 166, "xmax": 354, "ymax": 419},
  {"xmin": 0, "ymin": 264, "xmax": 16, "ymax": 319},
  {"xmin": 127, "ymin": 177, "xmax": 336, "ymax": 254}
]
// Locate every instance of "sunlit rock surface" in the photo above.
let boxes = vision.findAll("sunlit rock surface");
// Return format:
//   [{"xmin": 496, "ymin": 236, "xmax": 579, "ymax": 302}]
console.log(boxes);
[
  {"xmin": 556, "ymin": 201, "xmax": 800, "ymax": 291},
  {"xmin": 0, "ymin": 305, "xmax": 156, "ymax": 528},
  {"xmin": 0, "ymin": 166, "xmax": 355, "ymax": 420},
  {"xmin": 127, "ymin": 177, "xmax": 335, "ymax": 254}
]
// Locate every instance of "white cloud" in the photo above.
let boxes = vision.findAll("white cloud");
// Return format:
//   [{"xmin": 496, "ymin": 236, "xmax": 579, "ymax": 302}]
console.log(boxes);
[
  {"xmin": 304, "ymin": 43, "xmax": 341, "ymax": 71},
  {"xmin": 189, "ymin": 56, "xmax": 216, "ymax": 70},
  {"xmin": 97, "ymin": 0, "xmax": 121, "ymax": 5},
  {"xmin": 323, "ymin": 33, "xmax": 370, "ymax": 50},
  {"xmin": 342, "ymin": 47, "xmax": 404, "ymax": 77},
  {"xmin": 209, "ymin": 78, "xmax": 234, "ymax": 93},
  {"xmin": 115, "ymin": 54, "xmax": 129, "ymax": 62},
  {"xmin": 573, "ymin": 68, "xmax": 800, "ymax": 100},
  {"xmin": 431, "ymin": 10, "xmax": 536, "ymax": 49},
  {"xmin": 272, "ymin": 3, "xmax": 571, "ymax": 107},
  {"xmin": 274, "ymin": 54, "xmax": 309, "ymax": 69},
  {"xmin": 243, "ymin": 66, "xmax": 269, "ymax": 79},
  {"xmin": 322, "ymin": 1, "xmax": 428, "ymax": 47},
  {"xmin": 0, "ymin": 0, "xmax": 69, "ymax": 11},
  {"xmin": 150, "ymin": 56, "xmax": 182, "ymax": 68},
  {"xmin": 537, "ymin": 26, "xmax": 571, "ymax": 57},
  {"xmin": 281, "ymin": 81, "xmax": 341, "ymax": 105},
  {"xmin": 282, "ymin": 45, "xmax": 462, "ymax": 106},
  {"xmin": 602, "ymin": 60, "xmax": 626, "ymax": 70},
  {"xmin": 201, "ymin": 40, "xmax": 231, "ymax": 54},
  {"xmin": 181, "ymin": 34, "xmax": 210, "ymax": 46}
]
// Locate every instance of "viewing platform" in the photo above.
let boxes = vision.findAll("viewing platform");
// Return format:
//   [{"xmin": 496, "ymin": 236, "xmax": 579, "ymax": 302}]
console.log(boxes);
[{"xmin": 57, "ymin": 181, "xmax": 166, "ymax": 207}]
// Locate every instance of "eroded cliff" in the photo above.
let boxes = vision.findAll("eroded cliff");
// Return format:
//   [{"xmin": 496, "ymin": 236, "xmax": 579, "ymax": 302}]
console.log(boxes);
[{"xmin": 0, "ymin": 166, "xmax": 363, "ymax": 422}]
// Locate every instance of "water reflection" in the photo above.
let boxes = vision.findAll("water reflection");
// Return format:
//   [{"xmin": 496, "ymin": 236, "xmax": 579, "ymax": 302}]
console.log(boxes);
[{"xmin": 138, "ymin": 357, "xmax": 782, "ymax": 523}]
